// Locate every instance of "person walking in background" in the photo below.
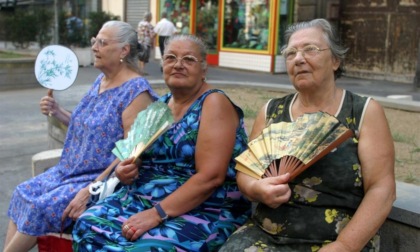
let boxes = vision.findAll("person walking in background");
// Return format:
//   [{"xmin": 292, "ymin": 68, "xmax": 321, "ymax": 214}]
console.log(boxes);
[
  {"xmin": 3, "ymin": 20, "xmax": 159, "ymax": 252},
  {"xmin": 153, "ymin": 12, "xmax": 177, "ymax": 68},
  {"xmin": 220, "ymin": 18, "xmax": 396, "ymax": 252},
  {"xmin": 137, "ymin": 11, "xmax": 155, "ymax": 75}
]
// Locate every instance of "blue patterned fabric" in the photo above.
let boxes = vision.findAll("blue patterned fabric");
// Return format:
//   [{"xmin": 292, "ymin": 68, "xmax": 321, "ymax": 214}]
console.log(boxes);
[
  {"xmin": 72, "ymin": 89, "xmax": 251, "ymax": 252},
  {"xmin": 7, "ymin": 74, "xmax": 158, "ymax": 236}
]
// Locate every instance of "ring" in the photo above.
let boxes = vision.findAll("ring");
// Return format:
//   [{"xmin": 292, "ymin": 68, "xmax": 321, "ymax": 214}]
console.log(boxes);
[{"xmin": 123, "ymin": 225, "xmax": 130, "ymax": 231}]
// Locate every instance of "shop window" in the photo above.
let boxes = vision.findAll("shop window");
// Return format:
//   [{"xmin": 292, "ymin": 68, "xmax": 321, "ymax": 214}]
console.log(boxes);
[
  {"xmin": 196, "ymin": 0, "xmax": 218, "ymax": 54},
  {"xmin": 222, "ymin": 0, "xmax": 270, "ymax": 51},
  {"xmin": 278, "ymin": 0, "xmax": 293, "ymax": 54},
  {"xmin": 159, "ymin": 0, "xmax": 191, "ymax": 34}
]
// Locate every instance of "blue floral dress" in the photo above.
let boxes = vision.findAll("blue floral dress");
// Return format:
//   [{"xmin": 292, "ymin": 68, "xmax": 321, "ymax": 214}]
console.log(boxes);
[
  {"xmin": 72, "ymin": 89, "xmax": 252, "ymax": 252},
  {"xmin": 7, "ymin": 73, "xmax": 158, "ymax": 236}
]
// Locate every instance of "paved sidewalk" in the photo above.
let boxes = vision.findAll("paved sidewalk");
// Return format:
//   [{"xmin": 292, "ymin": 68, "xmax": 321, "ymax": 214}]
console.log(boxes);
[{"xmin": 1, "ymin": 48, "xmax": 420, "ymax": 250}]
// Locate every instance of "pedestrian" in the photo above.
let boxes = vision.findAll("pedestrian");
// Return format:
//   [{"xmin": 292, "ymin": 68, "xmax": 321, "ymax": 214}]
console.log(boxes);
[
  {"xmin": 220, "ymin": 18, "xmax": 396, "ymax": 252},
  {"xmin": 153, "ymin": 12, "xmax": 177, "ymax": 71},
  {"xmin": 72, "ymin": 34, "xmax": 251, "ymax": 251},
  {"xmin": 3, "ymin": 20, "xmax": 159, "ymax": 252},
  {"xmin": 137, "ymin": 11, "xmax": 155, "ymax": 75}
]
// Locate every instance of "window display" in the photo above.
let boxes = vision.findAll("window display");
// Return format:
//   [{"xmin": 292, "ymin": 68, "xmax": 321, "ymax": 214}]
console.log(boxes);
[
  {"xmin": 196, "ymin": 0, "xmax": 219, "ymax": 54},
  {"xmin": 223, "ymin": 0, "xmax": 270, "ymax": 51},
  {"xmin": 160, "ymin": 0, "xmax": 191, "ymax": 34},
  {"xmin": 278, "ymin": 0, "xmax": 293, "ymax": 54}
]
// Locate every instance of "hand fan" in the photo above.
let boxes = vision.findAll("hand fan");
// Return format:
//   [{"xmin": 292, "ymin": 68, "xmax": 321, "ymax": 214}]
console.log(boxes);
[
  {"xmin": 235, "ymin": 111, "xmax": 354, "ymax": 181},
  {"xmin": 34, "ymin": 45, "xmax": 79, "ymax": 91},
  {"xmin": 112, "ymin": 101, "xmax": 174, "ymax": 162}
]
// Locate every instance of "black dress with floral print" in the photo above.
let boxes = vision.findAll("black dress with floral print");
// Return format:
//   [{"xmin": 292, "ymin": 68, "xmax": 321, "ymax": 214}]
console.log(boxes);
[{"xmin": 220, "ymin": 90, "xmax": 379, "ymax": 252}]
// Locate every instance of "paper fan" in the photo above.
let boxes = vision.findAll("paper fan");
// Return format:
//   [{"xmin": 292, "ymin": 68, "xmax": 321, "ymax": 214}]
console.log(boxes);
[
  {"xmin": 235, "ymin": 111, "xmax": 354, "ymax": 181},
  {"xmin": 112, "ymin": 101, "xmax": 174, "ymax": 162}
]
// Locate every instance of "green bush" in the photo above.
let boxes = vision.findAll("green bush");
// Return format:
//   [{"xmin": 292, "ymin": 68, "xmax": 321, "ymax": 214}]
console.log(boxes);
[
  {"xmin": 5, "ymin": 10, "xmax": 37, "ymax": 49},
  {"xmin": 36, "ymin": 8, "xmax": 53, "ymax": 48},
  {"xmin": 88, "ymin": 11, "xmax": 120, "ymax": 39}
]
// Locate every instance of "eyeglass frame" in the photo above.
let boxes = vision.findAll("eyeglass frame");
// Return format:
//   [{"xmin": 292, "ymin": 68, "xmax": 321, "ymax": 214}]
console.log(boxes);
[
  {"xmin": 91, "ymin": 37, "xmax": 120, "ymax": 48},
  {"xmin": 161, "ymin": 53, "xmax": 204, "ymax": 67},
  {"xmin": 281, "ymin": 45, "xmax": 330, "ymax": 61}
]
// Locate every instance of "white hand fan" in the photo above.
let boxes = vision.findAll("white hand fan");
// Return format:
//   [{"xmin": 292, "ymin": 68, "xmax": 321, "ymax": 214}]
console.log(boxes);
[
  {"xmin": 235, "ymin": 111, "xmax": 354, "ymax": 181},
  {"xmin": 112, "ymin": 101, "xmax": 174, "ymax": 162}
]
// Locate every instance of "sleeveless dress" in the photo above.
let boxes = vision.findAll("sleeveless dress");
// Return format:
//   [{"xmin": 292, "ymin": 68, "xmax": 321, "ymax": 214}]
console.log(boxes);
[
  {"xmin": 220, "ymin": 90, "xmax": 379, "ymax": 252},
  {"xmin": 7, "ymin": 73, "xmax": 158, "ymax": 235},
  {"xmin": 72, "ymin": 89, "xmax": 252, "ymax": 252}
]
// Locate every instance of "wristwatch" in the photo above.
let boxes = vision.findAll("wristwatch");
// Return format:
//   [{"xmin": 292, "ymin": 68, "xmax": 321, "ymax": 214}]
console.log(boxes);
[{"xmin": 154, "ymin": 202, "xmax": 169, "ymax": 222}]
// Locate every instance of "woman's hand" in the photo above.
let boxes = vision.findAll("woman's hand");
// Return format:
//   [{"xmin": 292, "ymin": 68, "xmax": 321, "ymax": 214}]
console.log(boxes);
[
  {"xmin": 121, "ymin": 207, "xmax": 162, "ymax": 241},
  {"xmin": 62, "ymin": 187, "xmax": 90, "ymax": 221},
  {"xmin": 115, "ymin": 157, "xmax": 140, "ymax": 185},
  {"xmin": 39, "ymin": 90, "xmax": 59, "ymax": 116},
  {"xmin": 241, "ymin": 173, "xmax": 291, "ymax": 209}
]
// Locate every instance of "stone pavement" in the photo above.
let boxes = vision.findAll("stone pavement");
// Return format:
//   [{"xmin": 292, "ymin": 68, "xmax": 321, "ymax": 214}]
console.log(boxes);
[{"xmin": 1, "ymin": 52, "xmax": 420, "ymax": 250}]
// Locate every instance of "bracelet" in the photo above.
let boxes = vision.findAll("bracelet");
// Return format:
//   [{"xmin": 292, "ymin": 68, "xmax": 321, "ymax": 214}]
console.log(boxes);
[{"xmin": 154, "ymin": 202, "xmax": 169, "ymax": 222}]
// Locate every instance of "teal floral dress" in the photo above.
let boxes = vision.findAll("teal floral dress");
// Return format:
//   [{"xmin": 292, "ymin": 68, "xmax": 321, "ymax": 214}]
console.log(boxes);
[
  {"xmin": 220, "ymin": 90, "xmax": 378, "ymax": 252},
  {"xmin": 72, "ymin": 89, "xmax": 251, "ymax": 252}
]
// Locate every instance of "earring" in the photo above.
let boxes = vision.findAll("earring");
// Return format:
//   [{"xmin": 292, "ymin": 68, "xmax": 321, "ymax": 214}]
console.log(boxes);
[{"xmin": 120, "ymin": 58, "xmax": 123, "ymax": 63}]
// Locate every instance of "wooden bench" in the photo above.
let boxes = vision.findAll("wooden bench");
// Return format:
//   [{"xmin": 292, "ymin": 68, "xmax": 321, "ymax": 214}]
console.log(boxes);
[{"xmin": 32, "ymin": 117, "xmax": 420, "ymax": 251}]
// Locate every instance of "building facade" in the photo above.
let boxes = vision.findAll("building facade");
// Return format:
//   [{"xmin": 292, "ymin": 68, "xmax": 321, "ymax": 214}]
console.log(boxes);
[{"xmin": 125, "ymin": 0, "xmax": 419, "ymax": 83}]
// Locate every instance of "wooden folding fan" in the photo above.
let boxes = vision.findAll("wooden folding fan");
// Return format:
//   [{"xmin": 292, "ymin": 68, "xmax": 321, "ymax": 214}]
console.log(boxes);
[{"xmin": 235, "ymin": 111, "xmax": 354, "ymax": 181}]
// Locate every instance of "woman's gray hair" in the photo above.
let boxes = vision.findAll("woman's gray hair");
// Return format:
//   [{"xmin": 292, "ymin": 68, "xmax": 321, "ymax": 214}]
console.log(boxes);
[
  {"xmin": 282, "ymin": 18, "xmax": 348, "ymax": 79},
  {"xmin": 143, "ymin": 11, "xmax": 152, "ymax": 21},
  {"xmin": 102, "ymin": 20, "xmax": 139, "ymax": 72},
  {"xmin": 163, "ymin": 34, "xmax": 208, "ymax": 69}
]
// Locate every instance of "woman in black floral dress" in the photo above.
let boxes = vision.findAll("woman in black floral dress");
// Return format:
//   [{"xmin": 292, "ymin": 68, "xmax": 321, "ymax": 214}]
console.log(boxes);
[{"xmin": 220, "ymin": 18, "xmax": 396, "ymax": 252}]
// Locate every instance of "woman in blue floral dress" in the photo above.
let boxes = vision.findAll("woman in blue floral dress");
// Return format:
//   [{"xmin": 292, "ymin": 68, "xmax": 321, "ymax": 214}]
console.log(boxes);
[
  {"xmin": 72, "ymin": 35, "xmax": 251, "ymax": 251},
  {"xmin": 4, "ymin": 21, "xmax": 158, "ymax": 252}
]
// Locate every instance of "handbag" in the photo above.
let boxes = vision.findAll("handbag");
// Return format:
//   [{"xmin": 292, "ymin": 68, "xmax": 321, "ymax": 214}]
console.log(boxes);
[
  {"xmin": 137, "ymin": 42, "xmax": 150, "ymax": 63},
  {"xmin": 87, "ymin": 166, "xmax": 121, "ymax": 208}
]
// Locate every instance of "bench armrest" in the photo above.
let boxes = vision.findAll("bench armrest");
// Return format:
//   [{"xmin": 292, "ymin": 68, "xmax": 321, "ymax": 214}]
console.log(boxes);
[{"xmin": 31, "ymin": 149, "xmax": 63, "ymax": 177}]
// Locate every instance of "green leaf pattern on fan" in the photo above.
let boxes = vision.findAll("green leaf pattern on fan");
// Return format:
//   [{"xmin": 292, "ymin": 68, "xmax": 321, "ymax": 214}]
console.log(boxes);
[{"xmin": 112, "ymin": 101, "xmax": 174, "ymax": 161}]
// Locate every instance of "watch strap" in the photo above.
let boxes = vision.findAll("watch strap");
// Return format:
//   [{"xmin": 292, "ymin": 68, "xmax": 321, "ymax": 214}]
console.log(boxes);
[{"xmin": 154, "ymin": 202, "xmax": 169, "ymax": 222}]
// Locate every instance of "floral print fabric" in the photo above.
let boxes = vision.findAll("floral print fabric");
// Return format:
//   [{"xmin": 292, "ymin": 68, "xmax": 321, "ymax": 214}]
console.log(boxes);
[
  {"xmin": 7, "ymin": 74, "xmax": 158, "ymax": 235},
  {"xmin": 72, "ymin": 89, "xmax": 251, "ymax": 252},
  {"xmin": 220, "ymin": 90, "xmax": 379, "ymax": 252}
]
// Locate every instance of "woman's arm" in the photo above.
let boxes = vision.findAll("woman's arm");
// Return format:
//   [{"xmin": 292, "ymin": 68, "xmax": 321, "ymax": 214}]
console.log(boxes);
[
  {"xmin": 62, "ymin": 92, "xmax": 155, "ymax": 220},
  {"xmin": 160, "ymin": 92, "xmax": 239, "ymax": 216},
  {"xmin": 320, "ymin": 99, "xmax": 396, "ymax": 252},
  {"xmin": 39, "ymin": 93, "xmax": 71, "ymax": 126}
]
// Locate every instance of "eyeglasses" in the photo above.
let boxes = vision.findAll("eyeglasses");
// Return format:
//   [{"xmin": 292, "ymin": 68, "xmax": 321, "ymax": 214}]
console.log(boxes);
[
  {"xmin": 90, "ymin": 37, "xmax": 118, "ymax": 47},
  {"xmin": 281, "ymin": 45, "xmax": 330, "ymax": 60},
  {"xmin": 162, "ymin": 54, "xmax": 202, "ymax": 66}
]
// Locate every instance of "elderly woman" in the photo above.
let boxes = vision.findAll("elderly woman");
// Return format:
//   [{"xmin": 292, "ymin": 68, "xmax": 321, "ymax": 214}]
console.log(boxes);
[
  {"xmin": 72, "ymin": 34, "xmax": 251, "ymax": 251},
  {"xmin": 137, "ymin": 11, "xmax": 155, "ymax": 75},
  {"xmin": 220, "ymin": 18, "xmax": 396, "ymax": 252},
  {"xmin": 4, "ymin": 21, "xmax": 158, "ymax": 252}
]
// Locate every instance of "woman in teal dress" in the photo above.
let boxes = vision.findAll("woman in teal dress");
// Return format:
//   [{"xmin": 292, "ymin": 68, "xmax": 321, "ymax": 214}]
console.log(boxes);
[
  {"xmin": 72, "ymin": 34, "xmax": 251, "ymax": 251},
  {"xmin": 220, "ymin": 19, "xmax": 396, "ymax": 252}
]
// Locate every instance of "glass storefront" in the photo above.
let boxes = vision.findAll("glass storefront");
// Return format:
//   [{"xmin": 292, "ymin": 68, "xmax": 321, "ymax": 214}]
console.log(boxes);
[
  {"xmin": 278, "ymin": 0, "xmax": 293, "ymax": 54},
  {"xmin": 159, "ymin": 0, "xmax": 191, "ymax": 34},
  {"xmin": 222, "ymin": 0, "xmax": 271, "ymax": 51},
  {"xmin": 195, "ymin": 0, "xmax": 219, "ymax": 54}
]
